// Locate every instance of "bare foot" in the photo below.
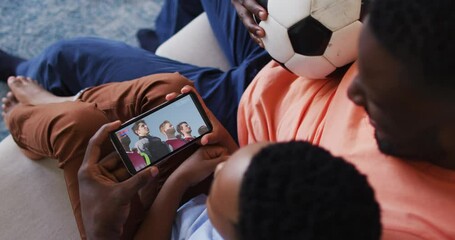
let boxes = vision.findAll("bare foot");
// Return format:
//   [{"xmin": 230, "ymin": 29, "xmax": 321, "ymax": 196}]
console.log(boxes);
[
  {"xmin": 7, "ymin": 76, "xmax": 74, "ymax": 105},
  {"xmin": 1, "ymin": 90, "xmax": 44, "ymax": 160},
  {"xmin": 3, "ymin": 76, "xmax": 73, "ymax": 160}
]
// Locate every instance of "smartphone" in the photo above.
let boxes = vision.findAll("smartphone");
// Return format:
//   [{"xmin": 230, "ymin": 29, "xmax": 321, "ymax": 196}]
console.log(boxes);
[{"xmin": 110, "ymin": 92, "xmax": 212, "ymax": 175}]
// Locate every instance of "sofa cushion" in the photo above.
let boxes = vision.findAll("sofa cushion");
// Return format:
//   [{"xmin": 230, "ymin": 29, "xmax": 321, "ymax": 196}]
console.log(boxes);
[
  {"xmin": 156, "ymin": 13, "xmax": 230, "ymax": 72},
  {"xmin": 0, "ymin": 135, "xmax": 79, "ymax": 239}
]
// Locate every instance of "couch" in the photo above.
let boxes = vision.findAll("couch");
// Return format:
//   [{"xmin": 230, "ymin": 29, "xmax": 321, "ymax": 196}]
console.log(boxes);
[{"xmin": 0, "ymin": 12, "xmax": 229, "ymax": 239}]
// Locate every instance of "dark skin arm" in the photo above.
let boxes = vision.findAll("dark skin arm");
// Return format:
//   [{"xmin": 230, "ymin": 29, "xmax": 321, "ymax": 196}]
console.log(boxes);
[
  {"xmin": 133, "ymin": 86, "xmax": 235, "ymax": 239},
  {"xmin": 134, "ymin": 146, "xmax": 228, "ymax": 240},
  {"xmin": 78, "ymin": 121, "xmax": 160, "ymax": 240},
  {"xmin": 231, "ymin": 0, "xmax": 268, "ymax": 47}
]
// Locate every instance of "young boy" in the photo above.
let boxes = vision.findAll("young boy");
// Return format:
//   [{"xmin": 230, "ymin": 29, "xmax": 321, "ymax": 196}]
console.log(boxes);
[{"xmin": 135, "ymin": 141, "xmax": 381, "ymax": 240}]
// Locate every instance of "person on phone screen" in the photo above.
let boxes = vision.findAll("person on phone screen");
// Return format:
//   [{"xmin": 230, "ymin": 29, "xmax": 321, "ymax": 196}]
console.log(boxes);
[
  {"xmin": 159, "ymin": 120, "xmax": 187, "ymax": 151},
  {"xmin": 176, "ymin": 121, "xmax": 195, "ymax": 142},
  {"xmin": 198, "ymin": 125, "xmax": 209, "ymax": 136},
  {"xmin": 133, "ymin": 120, "xmax": 171, "ymax": 163},
  {"xmin": 119, "ymin": 133, "xmax": 149, "ymax": 171}
]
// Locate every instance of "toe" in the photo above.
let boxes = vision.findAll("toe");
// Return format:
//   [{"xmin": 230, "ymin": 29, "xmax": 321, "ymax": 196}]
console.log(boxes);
[
  {"xmin": 7, "ymin": 76, "xmax": 16, "ymax": 84},
  {"xmin": 17, "ymin": 76, "xmax": 27, "ymax": 82},
  {"xmin": 5, "ymin": 92, "xmax": 18, "ymax": 105},
  {"xmin": 7, "ymin": 76, "xmax": 20, "ymax": 86},
  {"xmin": 1, "ymin": 103, "xmax": 7, "ymax": 112},
  {"xmin": 7, "ymin": 76, "xmax": 24, "ymax": 89},
  {"xmin": 6, "ymin": 91, "xmax": 16, "ymax": 101},
  {"xmin": 15, "ymin": 76, "xmax": 28, "ymax": 84}
]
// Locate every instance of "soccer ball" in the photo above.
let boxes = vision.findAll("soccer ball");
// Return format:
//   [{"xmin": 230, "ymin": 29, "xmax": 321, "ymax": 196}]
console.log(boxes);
[{"xmin": 255, "ymin": 0, "xmax": 369, "ymax": 79}]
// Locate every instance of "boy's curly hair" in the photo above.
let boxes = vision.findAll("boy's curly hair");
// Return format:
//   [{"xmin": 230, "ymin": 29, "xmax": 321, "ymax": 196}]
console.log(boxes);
[{"xmin": 238, "ymin": 141, "xmax": 381, "ymax": 240}]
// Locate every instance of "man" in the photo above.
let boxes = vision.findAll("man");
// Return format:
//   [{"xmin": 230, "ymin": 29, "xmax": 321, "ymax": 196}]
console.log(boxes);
[
  {"xmin": 235, "ymin": 0, "xmax": 455, "ymax": 238},
  {"xmin": 176, "ymin": 121, "xmax": 195, "ymax": 141},
  {"xmin": 158, "ymin": 120, "xmax": 187, "ymax": 150},
  {"xmin": 132, "ymin": 120, "xmax": 171, "ymax": 164}
]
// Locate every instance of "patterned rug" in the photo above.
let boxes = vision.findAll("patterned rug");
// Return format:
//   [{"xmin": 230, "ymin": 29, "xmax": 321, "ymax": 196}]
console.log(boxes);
[{"xmin": 0, "ymin": 0, "xmax": 163, "ymax": 141}]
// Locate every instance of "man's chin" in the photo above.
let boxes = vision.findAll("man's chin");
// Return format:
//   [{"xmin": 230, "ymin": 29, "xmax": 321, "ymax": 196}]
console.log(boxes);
[
  {"xmin": 374, "ymin": 130, "xmax": 444, "ymax": 162},
  {"xmin": 374, "ymin": 130, "xmax": 409, "ymax": 159}
]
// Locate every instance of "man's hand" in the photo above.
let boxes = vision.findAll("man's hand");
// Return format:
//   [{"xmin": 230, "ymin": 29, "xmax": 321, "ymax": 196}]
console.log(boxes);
[
  {"xmin": 231, "ymin": 0, "xmax": 268, "ymax": 47},
  {"xmin": 165, "ymin": 86, "xmax": 239, "ymax": 154},
  {"xmin": 78, "ymin": 121, "xmax": 160, "ymax": 240},
  {"xmin": 171, "ymin": 145, "xmax": 229, "ymax": 188}
]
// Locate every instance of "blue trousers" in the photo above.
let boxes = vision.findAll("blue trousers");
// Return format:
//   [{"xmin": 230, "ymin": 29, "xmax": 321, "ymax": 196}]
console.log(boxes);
[{"xmin": 16, "ymin": 0, "xmax": 270, "ymax": 141}]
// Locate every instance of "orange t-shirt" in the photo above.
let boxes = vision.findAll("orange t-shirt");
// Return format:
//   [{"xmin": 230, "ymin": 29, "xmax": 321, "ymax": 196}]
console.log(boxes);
[{"xmin": 238, "ymin": 61, "xmax": 455, "ymax": 240}]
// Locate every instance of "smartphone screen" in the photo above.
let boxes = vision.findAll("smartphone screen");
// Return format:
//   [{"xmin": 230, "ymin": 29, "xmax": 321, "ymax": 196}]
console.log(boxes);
[{"xmin": 110, "ymin": 92, "xmax": 212, "ymax": 175}]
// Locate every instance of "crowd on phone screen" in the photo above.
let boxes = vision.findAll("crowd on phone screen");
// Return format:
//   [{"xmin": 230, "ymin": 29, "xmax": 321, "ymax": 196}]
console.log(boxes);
[{"xmin": 120, "ymin": 119, "xmax": 208, "ymax": 170}]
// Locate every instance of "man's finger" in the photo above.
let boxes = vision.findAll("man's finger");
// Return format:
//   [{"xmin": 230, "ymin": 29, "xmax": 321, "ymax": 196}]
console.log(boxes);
[
  {"xmin": 99, "ymin": 151, "xmax": 122, "ymax": 171},
  {"xmin": 111, "ymin": 167, "xmax": 130, "ymax": 182},
  {"xmin": 200, "ymin": 132, "xmax": 218, "ymax": 146},
  {"xmin": 208, "ymin": 146, "xmax": 229, "ymax": 159},
  {"xmin": 165, "ymin": 92, "xmax": 178, "ymax": 101},
  {"xmin": 83, "ymin": 121, "xmax": 122, "ymax": 165},
  {"xmin": 243, "ymin": 0, "xmax": 267, "ymax": 20},
  {"xmin": 138, "ymin": 167, "xmax": 160, "ymax": 209},
  {"xmin": 199, "ymin": 145, "xmax": 229, "ymax": 159},
  {"xmin": 116, "ymin": 166, "xmax": 159, "ymax": 201}
]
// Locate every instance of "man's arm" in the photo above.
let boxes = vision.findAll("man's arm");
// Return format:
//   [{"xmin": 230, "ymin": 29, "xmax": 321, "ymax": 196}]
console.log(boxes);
[
  {"xmin": 78, "ymin": 121, "xmax": 160, "ymax": 240},
  {"xmin": 134, "ymin": 145, "xmax": 228, "ymax": 240}
]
